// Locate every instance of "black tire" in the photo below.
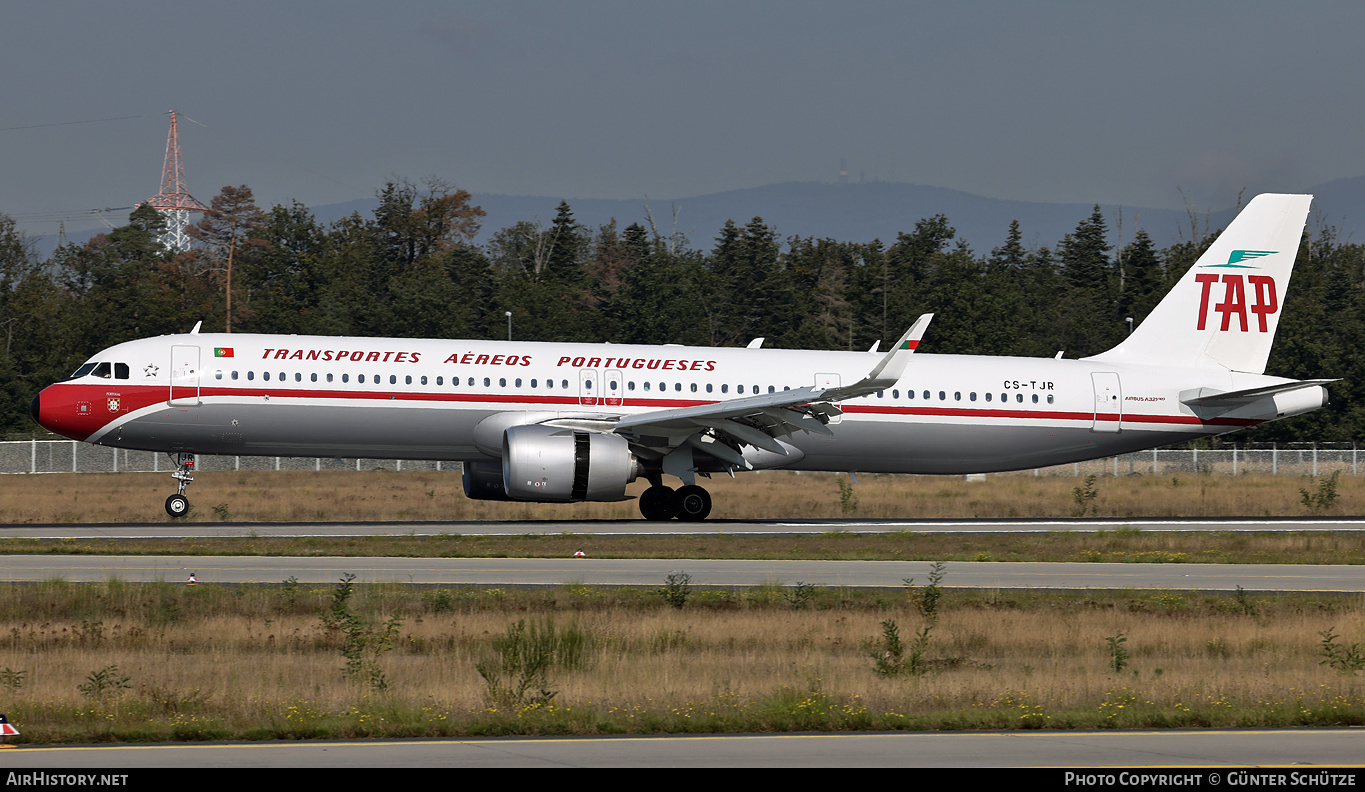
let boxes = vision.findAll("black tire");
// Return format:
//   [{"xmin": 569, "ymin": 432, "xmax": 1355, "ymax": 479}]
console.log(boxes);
[
  {"xmin": 673, "ymin": 485, "xmax": 712, "ymax": 522},
  {"xmin": 165, "ymin": 494, "xmax": 189, "ymax": 518},
  {"xmin": 639, "ymin": 485, "xmax": 676, "ymax": 521}
]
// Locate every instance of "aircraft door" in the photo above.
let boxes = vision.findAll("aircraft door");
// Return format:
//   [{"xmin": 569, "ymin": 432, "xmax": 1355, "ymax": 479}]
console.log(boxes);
[
  {"xmin": 169, "ymin": 345, "xmax": 201, "ymax": 406},
  {"xmin": 579, "ymin": 369, "xmax": 599, "ymax": 406},
  {"xmin": 815, "ymin": 373, "xmax": 843, "ymax": 424},
  {"xmin": 1091, "ymin": 372, "xmax": 1122, "ymax": 433},
  {"xmin": 605, "ymin": 369, "xmax": 623, "ymax": 407}
]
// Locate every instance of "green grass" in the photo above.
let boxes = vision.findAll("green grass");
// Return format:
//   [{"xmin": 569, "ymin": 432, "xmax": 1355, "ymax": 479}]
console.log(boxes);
[{"xmin": 2, "ymin": 530, "xmax": 1362, "ymax": 565}]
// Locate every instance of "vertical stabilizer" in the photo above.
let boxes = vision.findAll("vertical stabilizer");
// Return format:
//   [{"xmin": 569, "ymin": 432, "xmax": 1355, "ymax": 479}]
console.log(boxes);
[{"xmin": 1087, "ymin": 193, "xmax": 1311, "ymax": 374}]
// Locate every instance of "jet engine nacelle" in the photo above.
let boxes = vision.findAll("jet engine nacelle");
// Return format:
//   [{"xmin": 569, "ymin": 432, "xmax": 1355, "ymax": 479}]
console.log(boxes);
[
  {"xmin": 502, "ymin": 424, "xmax": 638, "ymax": 502},
  {"xmin": 462, "ymin": 460, "xmax": 512, "ymax": 501}
]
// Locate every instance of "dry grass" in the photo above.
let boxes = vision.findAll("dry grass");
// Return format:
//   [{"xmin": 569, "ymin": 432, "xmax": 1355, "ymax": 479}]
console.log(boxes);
[
  {"xmin": 2, "ymin": 469, "xmax": 1363, "ymax": 523},
  {"xmin": 2, "ymin": 583, "xmax": 1364, "ymax": 741}
]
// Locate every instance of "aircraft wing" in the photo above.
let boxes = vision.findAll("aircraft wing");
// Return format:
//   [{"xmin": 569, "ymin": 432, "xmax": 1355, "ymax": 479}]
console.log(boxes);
[{"xmin": 612, "ymin": 315, "xmax": 932, "ymax": 469}]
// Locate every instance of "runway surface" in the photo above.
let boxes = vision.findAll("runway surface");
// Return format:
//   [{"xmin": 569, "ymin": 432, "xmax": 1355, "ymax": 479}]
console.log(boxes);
[
  {"xmin": 2, "ymin": 516, "xmax": 1365, "ymax": 539},
  {"xmin": 4, "ymin": 730, "xmax": 1364, "ymax": 767},
  {"xmin": 0, "ymin": 555, "xmax": 1360, "ymax": 591}
]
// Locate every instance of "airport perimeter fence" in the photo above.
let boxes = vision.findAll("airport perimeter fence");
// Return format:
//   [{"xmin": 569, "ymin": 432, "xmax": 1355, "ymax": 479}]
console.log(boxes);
[{"xmin": 0, "ymin": 439, "xmax": 1361, "ymax": 479}]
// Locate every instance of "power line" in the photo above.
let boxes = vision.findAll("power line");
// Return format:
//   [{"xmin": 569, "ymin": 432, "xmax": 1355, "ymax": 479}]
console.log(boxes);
[{"xmin": 0, "ymin": 114, "xmax": 147, "ymax": 133}]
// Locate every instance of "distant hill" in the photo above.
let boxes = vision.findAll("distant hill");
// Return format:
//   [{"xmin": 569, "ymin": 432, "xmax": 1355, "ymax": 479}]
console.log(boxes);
[
  {"xmin": 29, "ymin": 179, "xmax": 1365, "ymax": 258},
  {"xmin": 314, "ymin": 182, "xmax": 1208, "ymax": 253}
]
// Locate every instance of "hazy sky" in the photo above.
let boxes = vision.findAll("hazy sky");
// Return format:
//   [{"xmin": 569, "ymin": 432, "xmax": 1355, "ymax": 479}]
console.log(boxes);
[{"xmin": 4, "ymin": 0, "xmax": 1364, "ymax": 237}]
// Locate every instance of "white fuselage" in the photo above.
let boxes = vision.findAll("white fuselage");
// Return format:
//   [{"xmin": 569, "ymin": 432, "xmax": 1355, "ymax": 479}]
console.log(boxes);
[{"xmin": 34, "ymin": 332, "xmax": 1299, "ymax": 474}]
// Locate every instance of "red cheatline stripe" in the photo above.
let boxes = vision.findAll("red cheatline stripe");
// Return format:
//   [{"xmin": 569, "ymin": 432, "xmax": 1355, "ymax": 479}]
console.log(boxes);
[{"xmin": 54, "ymin": 382, "xmax": 1260, "ymax": 432}]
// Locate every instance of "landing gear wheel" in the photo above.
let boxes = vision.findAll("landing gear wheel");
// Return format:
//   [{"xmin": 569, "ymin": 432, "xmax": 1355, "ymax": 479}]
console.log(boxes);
[
  {"xmin": 165, "ymin": 452, "xmax": 196, "ymax": 518},
  {"xmin": 165, "ymin": 494, "xmax": 189, "ymax": 518},
  {"xmin": 639, "ymin": 485, "xmax": 676, "ymax": 521},
  {"xmin": 673, "ymin": 485, "xmax": 712, "ymax": 522}
]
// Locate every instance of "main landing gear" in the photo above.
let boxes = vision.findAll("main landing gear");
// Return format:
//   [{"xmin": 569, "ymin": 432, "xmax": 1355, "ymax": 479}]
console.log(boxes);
[
  {"xmin": 639, "ymin": 483, "xmax": 712, "ymax": 522},
  {"xmin": 165, "ymin": 452, "xmax": 195, "ymax": 518}
]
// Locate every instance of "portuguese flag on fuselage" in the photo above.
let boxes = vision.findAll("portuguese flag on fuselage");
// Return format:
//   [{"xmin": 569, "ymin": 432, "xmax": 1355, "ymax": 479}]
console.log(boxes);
[{"xmin": 214, "ymin": 348, "xmax": 234, "ymax": 358}]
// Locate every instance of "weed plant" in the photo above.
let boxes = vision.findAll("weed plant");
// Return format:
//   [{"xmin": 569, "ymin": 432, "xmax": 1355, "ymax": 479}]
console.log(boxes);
[{"xmin": 1301, "ymin": 472, "xmax": 1342, "ymax": 513}]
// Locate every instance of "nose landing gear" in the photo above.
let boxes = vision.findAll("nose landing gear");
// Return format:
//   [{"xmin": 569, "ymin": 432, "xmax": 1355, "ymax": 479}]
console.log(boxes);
[{"xmin": 165, "ymin": 453, "xmax": 195, "ymax": 517}]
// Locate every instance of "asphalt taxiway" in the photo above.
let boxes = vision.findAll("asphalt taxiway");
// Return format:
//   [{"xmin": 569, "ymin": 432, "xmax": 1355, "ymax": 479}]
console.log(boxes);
[{"xmin": 2, "ymin": 516, "xmax": 1364, "ymax": 540}]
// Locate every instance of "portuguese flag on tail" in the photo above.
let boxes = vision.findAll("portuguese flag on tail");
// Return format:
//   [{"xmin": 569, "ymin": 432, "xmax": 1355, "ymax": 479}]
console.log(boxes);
[{"xmin": 214, "ymin": 348, "xmax": 234, "ymax": 358}]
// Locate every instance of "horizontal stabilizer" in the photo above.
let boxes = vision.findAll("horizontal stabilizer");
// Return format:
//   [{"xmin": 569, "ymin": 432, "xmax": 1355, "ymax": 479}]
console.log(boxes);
[{"xmin": 1181, "ymin": 379, "xmax": 1338, "ymax": 408}]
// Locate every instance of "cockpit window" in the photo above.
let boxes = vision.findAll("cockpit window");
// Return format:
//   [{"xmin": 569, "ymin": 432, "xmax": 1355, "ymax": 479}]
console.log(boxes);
[
  {"xmin": 114, "ymin": 363, "xmax": 129, "ymax": 380},
  {"xmin": 91, "ymin": 362, "xmax": 112, "ymax": 378},
  {"xmin": 67, "ymin": 363, "xmax": 97, "ymax": 380}
]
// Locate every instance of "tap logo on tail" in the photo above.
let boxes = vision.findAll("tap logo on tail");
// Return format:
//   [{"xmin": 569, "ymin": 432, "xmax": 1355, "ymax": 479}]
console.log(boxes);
[{"xmin": 1195, "ymin": 250, "xmax": 1279, "ymax": 332}]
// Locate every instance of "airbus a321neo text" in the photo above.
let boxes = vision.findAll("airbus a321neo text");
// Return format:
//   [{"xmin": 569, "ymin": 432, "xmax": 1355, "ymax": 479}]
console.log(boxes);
[{"xmin": 32, "ymin": 194, "xmax": 1332, "ymax": 520}]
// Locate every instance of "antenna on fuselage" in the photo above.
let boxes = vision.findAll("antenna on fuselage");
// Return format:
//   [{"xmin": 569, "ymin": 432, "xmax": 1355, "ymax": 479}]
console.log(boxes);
[{"xmin": 190, "ymin": 321, "xmax": 202, "ymax": 335}]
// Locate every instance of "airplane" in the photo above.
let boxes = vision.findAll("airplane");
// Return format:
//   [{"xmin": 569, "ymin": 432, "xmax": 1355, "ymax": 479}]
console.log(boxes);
[{"xmin": 30, "ymin": 193, "xmax": 1332, "ymax": 521}]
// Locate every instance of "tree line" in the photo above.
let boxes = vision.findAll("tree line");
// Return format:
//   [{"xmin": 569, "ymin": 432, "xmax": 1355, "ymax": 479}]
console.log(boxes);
[{"xmin": 3, "ymin": 177, "xmax": 1362, "ymax": 443}]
